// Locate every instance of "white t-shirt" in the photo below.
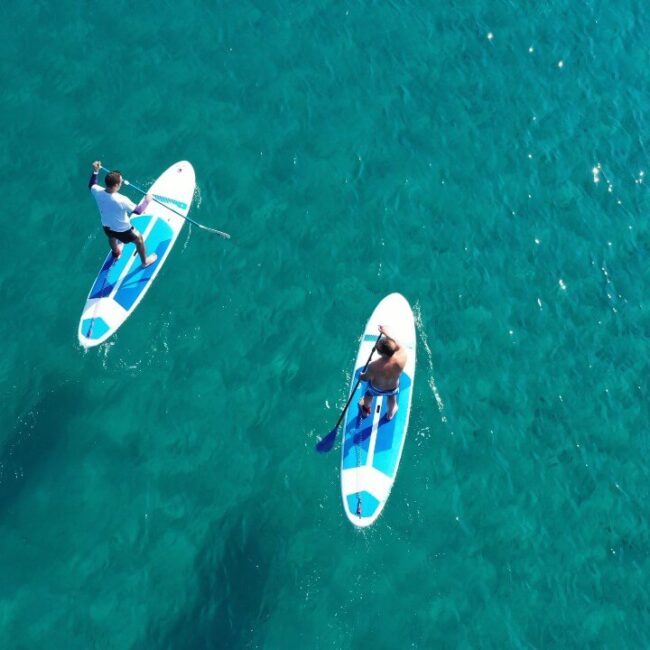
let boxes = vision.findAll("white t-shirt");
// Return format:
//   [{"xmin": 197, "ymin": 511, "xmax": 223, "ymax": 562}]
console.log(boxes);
[{"xmin": 91, "ymin": 184, "xmax": 136, "ymax": 232}]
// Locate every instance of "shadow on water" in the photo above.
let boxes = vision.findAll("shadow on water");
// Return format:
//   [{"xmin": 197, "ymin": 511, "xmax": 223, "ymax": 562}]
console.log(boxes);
[
  {"xmin": 150, "ymin": 502, "xmax": 281, "ymax": 649},
  {"xmin": 0, "ymin": 379, "xmax": 79, "ymax": 521}
]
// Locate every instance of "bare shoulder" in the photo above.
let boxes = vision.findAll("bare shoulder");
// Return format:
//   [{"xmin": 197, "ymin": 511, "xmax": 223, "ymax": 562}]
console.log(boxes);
[{"xmin": 366, "ymin": 358, "xmax": 381, "ymax": 374}]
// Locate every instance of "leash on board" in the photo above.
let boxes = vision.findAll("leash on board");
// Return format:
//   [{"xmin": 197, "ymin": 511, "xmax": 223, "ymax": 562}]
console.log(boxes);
[{"xmin": 354, "ymin": 405, "xmax": 364, "ymax": 519}]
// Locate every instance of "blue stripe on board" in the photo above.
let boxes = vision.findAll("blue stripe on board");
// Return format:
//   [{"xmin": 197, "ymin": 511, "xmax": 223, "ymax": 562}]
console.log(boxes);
[
  {"xmin": 372, "ymin": 373, "xmax": 412, "ymax": 478},
  {"xmin": 363, "ymin": 334, "xmax": 379, "ymax": 342},
  {"xmin": 89, "ymin": 239, "xmax": 139, "ymax": 300},
  {"xmin": 81, "ymin": 317, "xmax": 109, "ymax": 340},
  {"xmin": 153, "ymin": 194, "xmax": 187, "ymax": 210},
  {"xmin": 113, "ymin": 217, "xmax": 174, "ymax": 311},
  {"xmin": 346, "ymin": 491, "xmax": 379, "ymax": 519}
]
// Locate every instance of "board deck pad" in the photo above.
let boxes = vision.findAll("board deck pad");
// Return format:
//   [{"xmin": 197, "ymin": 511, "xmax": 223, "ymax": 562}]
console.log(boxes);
[
  {"xmin": 78, "ymin": 161, "xmax": 195, "ymax": 347},
  {"xmin": 340, "ymin": 293, "xmax": 416, "ymax": 527}
]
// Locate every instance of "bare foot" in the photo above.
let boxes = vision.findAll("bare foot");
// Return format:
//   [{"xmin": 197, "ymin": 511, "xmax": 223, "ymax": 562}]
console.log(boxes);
[
  {"xmin": 358, "ymin": 399, "xmax": 371, "ymax": 418},
  {"xmin": 112, "ymin": 243, "xmax": 124, "ymax": 260},
  {"xmin": 386, "ymin": 404, "xmax": 399, "ymax": 421},
  {"xmin": 141, "ymin": 253, "xmax": 158, "ymax": 268}
]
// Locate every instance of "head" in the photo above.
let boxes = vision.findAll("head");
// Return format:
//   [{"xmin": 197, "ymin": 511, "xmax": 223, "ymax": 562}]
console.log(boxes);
[
  {"xmin": 105, "ymin": 170, "xmax": 123, "ymax": 191},
  {"xmin": 377, "ymin": 338, "xmax": 397, "ymax": 358}
]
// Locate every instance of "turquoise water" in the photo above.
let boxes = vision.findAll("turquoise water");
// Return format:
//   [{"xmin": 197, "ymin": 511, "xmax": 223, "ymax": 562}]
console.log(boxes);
[{"xmin": 2, "ymin": 0, "xmax": 650, "ymax": 647}]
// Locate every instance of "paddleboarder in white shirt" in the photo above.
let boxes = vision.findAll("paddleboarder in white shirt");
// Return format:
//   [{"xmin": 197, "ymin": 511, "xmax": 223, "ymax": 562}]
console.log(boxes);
[
  {"xmin": 88, "ymin": 160, "xmax": 157, "ymax": 267},
  {"xmin": 358, "ymin": 324, "xmax": 407, "ymax": 421}
]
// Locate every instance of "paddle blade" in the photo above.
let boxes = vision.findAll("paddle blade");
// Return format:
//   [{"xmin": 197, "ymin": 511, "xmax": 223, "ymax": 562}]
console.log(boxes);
[{"xmin": 315, "ymin": 426, "xmax": 339, "ymax": 453}]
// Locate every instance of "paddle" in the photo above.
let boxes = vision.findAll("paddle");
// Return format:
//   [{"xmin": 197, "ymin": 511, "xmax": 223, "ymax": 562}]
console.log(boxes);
[
  {"xmin": 99, "ymin": 166, "xmax": 231, "ymax": 239},
  {"xmin": 315, "ymin": 333, "xmax": 383, "ymax": 453}
]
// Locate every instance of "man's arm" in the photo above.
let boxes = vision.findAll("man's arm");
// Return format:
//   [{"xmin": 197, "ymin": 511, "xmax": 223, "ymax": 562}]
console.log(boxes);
[
  {"xmin": 379, "ymin": 325, "xmax": 407, "ymax": 368},
  {"xmin": 360, "ymin": 358, "xmax": 379, "ymax": 382},
  {"xmin": 378, "ymin": 325, "xmax": 402, "ymax": 351},
  {"xmin": 132, "ymin": 193, "xmax": 153, "ymax": 215},
  {"xmin": 89, "ymin": 160, "xmax": 101, "ymax": 190}
]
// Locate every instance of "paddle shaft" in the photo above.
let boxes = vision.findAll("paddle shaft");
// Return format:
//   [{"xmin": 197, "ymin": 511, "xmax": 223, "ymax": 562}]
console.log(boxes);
[
  {"xmin": 99, "ymin": 166, "xmax": 231, "ymax": 239},
  {"xmin": 332, "ymin": 333, "xmax": 383, "ymax": 431}
]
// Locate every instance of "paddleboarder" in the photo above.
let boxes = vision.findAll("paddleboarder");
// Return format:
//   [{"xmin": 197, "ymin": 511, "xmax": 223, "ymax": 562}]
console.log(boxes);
[
  {"xmin": 88, "ymin": 160, "xmax": 157, "ymax": 267},
  {"xmin": 358, "ymin": 325, "xmax": 406, "ymax": 420}
]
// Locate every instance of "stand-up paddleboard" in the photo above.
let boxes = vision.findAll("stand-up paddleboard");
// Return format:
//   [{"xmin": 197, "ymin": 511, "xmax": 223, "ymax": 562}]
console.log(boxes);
[
  {"xmin": 78, "ymin": 161, "xmax": 196, "ymax": 348},
  {"xmin": 341, "ymin": 293, "xmax": 416, "ymax": 527}
]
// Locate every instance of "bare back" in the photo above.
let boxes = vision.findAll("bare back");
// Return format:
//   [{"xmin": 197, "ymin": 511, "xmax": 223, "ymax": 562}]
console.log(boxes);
[{"xmin": 365, "ymin": 346, "xmax": 407, "ymax": 390}]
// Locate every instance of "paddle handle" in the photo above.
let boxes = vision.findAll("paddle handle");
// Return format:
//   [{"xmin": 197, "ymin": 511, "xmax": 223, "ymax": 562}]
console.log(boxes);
[
  {"xmin": 98, "ymin": 166, "xmax": 231, "ymax": 239},
  {"xmin": 332, "ymin": 332, "xmax": 383, "ymax": 431}
]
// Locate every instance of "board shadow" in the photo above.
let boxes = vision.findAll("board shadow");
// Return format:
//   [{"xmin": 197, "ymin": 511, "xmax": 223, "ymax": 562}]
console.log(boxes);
[
  {"xmin": 0, "ymin": 379, "xmax": 80, "ymax": 522},
  {"xmin": 146, "ymin": 503, "xmax": 281, "ymax": 650}
]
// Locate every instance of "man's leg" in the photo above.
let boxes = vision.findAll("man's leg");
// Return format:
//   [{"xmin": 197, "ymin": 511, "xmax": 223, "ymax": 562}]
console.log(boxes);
[
  {"xmin": 133, "ymin": 231, "xmax": 157, "ymax": 267},
  {"xmin": 107, "ymin": 234, "xmax": 122, "ymax": 258},
  {"xmin": 386, "ymin": 395, "xmax": 399, "ymax": 420},
  {"xmin": 358, "ymin": 392, "xmax": 373, "ymax": 418}
]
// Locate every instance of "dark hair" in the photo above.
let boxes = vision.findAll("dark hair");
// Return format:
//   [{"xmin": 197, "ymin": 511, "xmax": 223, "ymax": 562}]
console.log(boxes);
[
  {"xmin": 105, "ymin": 171, "xmax": 123, "ymax": 189},
  {"xmin": 377, "ymin": 338, "xmax": 396, "ymax": 357}
]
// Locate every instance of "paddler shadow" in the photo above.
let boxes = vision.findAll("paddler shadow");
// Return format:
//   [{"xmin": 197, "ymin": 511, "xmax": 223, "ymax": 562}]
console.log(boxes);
[
  {"xmin": 0, "ymin": 379, "xmax": 79, "ymax": 522},
  {"xmin": 118, "ymin": 239, "xmax": 170, "ymax": 288},
  {"xmin": 355, "ymin": 411, "xmax": 397, "ymax": 445},
  {"xmin": 155, "ymin": 506, "xmax": 278, "ymax": 649},
  {"xmin": 352, "ymin": 420, "xmax": 373, "ymax": 446},
  {"xmin": 374, "ymin": 413, "xmax": 397, "ymax": 452},
  {"xmin": 342, "ymin": 409, "xmax": 373, "ymax": 459}
]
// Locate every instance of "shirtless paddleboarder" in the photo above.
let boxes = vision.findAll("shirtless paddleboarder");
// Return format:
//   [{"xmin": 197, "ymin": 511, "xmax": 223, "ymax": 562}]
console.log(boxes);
[{"xmin": 358, "ymin": 325, "xmax": 407, "ymax": 421}]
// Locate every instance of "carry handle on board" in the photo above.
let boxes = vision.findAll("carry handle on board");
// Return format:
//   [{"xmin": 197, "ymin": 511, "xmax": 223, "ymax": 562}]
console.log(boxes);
[
  {"xmin": 99, "ymin": 166, "xmax": 231, "ymax": 239},
  {"xmin": 315, "ymin": 333, "xmax": 383, "ymax": 453}
]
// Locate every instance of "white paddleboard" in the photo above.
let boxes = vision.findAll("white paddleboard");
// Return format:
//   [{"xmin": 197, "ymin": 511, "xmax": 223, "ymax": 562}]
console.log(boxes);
[
  {"xmin": 78, "ymin": 161, "xmax": 196, "ymax": 347},
  {"xmin": 340, "ymin": 293, "xmax": 416, "ymax": 527}
]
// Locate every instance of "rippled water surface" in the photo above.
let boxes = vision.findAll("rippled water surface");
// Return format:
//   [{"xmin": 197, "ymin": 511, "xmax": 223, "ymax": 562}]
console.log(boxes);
[{"xmin": 1, "ymin": 1, "xmax": 650, "ymax": 647}]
